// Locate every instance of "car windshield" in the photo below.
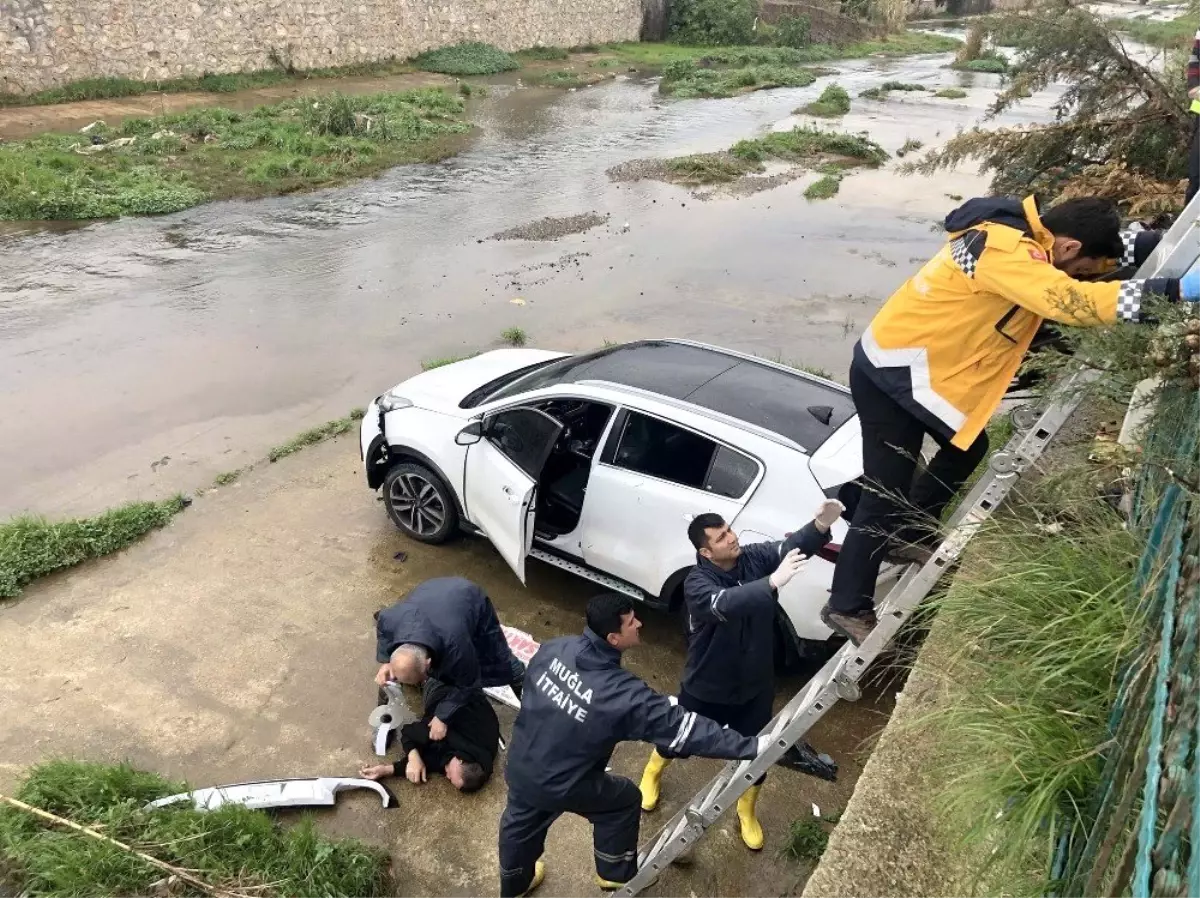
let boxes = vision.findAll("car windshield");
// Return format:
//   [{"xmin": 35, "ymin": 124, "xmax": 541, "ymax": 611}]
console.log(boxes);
[{"xmin": 459, "ymin": 349, "xmax": 612, "ymax": 408}]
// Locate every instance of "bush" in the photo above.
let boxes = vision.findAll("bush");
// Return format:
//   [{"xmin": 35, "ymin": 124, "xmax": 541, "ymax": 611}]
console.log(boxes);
[
  {"xmin": 774, "ymin": 15, "xmax": 813, "ymax": 49},
  {"xmin": 802, "ymin": 82, "xmax": 851, "ymax": 117},
  {"xmin": 668, "ymin": 0, "xmax": 756, "ymax": 46},
  {"xmin": 414, "ymin": 42, "xmax": 519, "ymax": 75}
]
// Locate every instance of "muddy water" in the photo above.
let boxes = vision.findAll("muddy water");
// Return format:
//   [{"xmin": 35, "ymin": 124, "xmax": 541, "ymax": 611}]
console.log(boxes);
[{"xmin": 0, "ymin": 47, "xmax": 1059, "ymax": 518}]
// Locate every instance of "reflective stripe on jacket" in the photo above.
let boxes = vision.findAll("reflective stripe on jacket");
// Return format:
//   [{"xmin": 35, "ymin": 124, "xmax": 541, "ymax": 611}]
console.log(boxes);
[{"xmin": 856, "ymin": 195, "xmax": 1177, "ymax": 449}]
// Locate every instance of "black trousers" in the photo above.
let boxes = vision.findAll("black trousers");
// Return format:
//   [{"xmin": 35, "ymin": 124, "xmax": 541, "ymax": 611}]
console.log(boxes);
[
  {"xmin": 499, "ymin": 774, "xmax": 641, "ymax": 896},
  {"xmin": 829, "ymin": 363, "xmax": 989, "ymax": 614},
  {"xmin": 1188, "ymin": 114, "xmax": 1199, "ymax": 205},
  {"xmin": 657, "ymin": 688, "xmax": 773, "ymax": 785}
]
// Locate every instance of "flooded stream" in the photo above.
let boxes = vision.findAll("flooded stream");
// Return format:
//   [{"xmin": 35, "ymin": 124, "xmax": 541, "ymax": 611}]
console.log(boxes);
[{"xmin": 0, "ymin": 44, "xmax": 1063, "ymax": 517}]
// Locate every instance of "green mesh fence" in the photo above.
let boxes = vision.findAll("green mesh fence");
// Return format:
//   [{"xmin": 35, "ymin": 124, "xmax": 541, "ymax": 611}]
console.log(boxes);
[{"xmin": 1053, "ymin": 381, "xmax": 1199, "ymax": 897}]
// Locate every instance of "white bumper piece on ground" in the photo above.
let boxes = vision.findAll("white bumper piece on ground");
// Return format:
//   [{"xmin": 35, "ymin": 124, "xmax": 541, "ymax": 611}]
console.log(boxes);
[{"xmin": 146, "ymin": 777, "xmax": 395, "ymax": 812}]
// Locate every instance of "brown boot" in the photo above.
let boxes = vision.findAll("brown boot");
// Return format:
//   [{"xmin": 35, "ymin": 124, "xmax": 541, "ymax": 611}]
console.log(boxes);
[{"xmin": 820, "ymin": 605, "xmax": 878, "ymax": 646}]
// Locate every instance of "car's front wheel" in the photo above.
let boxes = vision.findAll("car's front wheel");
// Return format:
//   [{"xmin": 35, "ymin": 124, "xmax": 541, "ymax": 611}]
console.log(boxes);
[{"xmin": 382, "ymin": 462, "xmax": 459, "ymax": 544}]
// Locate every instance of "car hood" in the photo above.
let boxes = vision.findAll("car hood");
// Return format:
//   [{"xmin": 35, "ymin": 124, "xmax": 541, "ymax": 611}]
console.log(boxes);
[{"xmin": 389, "ymin": 349, "xmax": 566, "ymax": 412}]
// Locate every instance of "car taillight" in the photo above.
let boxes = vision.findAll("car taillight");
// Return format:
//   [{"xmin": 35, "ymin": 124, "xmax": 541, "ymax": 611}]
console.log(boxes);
[{"xmin": 816, "ymin": 543, "xmax": 840, "ymax": 564}]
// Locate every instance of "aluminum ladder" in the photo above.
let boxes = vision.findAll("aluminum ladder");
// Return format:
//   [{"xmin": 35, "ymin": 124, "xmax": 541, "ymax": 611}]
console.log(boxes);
[{"xmin": 618, "ymin": 203, "xmax": 1200, "ymax": 897}]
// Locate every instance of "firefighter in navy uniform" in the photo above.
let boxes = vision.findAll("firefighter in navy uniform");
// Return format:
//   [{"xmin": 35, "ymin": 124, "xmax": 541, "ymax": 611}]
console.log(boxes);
[
  {"xmin": 498, "ymin": 594, "xmax": 763, "ymax": 897},
  {"xmin": 637, "ymin": 499, "xmax": 844, "ymax": 851},
  {"xmin": 823, "ymin": 195, "xmax": 1200, "ymax": 647}
]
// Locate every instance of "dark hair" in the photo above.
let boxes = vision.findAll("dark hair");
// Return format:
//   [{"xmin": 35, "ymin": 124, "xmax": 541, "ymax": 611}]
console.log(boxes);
[
  {"xmin": 1041, "ymin": 198, "xmax": 1123, "ymax": 259},
  {"xmin": 687, "ymin": 513, "xmax": 726, "ymax": 550},
  {"xmin": 456, "ymin": 761, "xmax": 488, "ymax": 793},
  {"xmin": 586, "ymin": 593, "xmax": 635, "ymax": 639}
]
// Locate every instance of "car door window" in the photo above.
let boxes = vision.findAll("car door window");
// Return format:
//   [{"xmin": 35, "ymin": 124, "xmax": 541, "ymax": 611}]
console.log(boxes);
[
  {"xmin": 704, "ymin": 444, "xmax": 760, "ymax": 499},
  {"xmin": 611, "ymin": 412, "xmax": 717, "ymax": 489},
  {"xmin": 485, "ymin": 407, "xmax": 562, "ymax": 479}
]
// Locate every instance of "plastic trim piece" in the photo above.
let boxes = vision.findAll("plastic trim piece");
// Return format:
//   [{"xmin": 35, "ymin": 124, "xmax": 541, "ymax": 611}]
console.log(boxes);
[{"xmin": 146, "ymin": 777, "xmax": 396, "ymax": 812}]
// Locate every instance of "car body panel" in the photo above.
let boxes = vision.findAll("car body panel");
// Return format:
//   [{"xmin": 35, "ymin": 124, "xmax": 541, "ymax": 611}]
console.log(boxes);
[
  {"xmin": 147, "ymin": 778, "xmax": 395, "ymax": 812},
  {"xmin": 462, "ymin": 439, "xmax": 539, "ymax": 582}
]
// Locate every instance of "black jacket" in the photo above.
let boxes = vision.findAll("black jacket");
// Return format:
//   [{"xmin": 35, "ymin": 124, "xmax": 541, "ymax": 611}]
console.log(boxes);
[
  {"xmin": 680, "ymin": 522, "xmax": 832, "ymax": 706},
  {"xmin": 505, "ymin": 628, "xmax": 757, "ymax": 805},
  {"xmin": 400, "ymin": 681, "xmax": 500, "ymax": 778},
  {"xmin": 375, "ymin": 577, "xmax": 510, "ymax": 723}
]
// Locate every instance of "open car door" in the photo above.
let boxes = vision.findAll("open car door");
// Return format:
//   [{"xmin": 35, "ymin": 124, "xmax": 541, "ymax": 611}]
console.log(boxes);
[{"xmin": 463, "ymin": 406, "xmax": 563, "ymax": 583}]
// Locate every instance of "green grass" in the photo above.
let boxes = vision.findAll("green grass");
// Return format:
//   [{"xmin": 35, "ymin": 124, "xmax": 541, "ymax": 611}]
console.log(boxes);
[
  {"xmin": 780, "ymin": 816, "xmax": 833, "ymax": 861},
  {"xmin": 212, "ymin": 469, "xmax": 243, "ymax": 486},
  {"xmin": 421, "ymin": 353, "xmax": 478, "ymax": 370},
  {"xmin": 665, "ymin": 153, "xmax": 751, "ymax": 184},
  {"xmin": 859, "ymin": 80, "xmax": 927, "ymax": 100},
  {"xmin": 0, "ymin": 89, "xmax": 469, "ymax": 220},
  {"xmin": 916, "ymin": 473, "xmax": 1142, "ymax": 887},
  {"xmin": 804, "ymin": 173, "xmax": 841, "ymax": 199},
  {"xmin": 0, "ymin": 60, "xmax": 418, "ymax": 108},
  {"xmin": 528, "ymin": 69, "xmax": 593, "ymax": 88},
  {"xmin": 800, "ymin": 82, "xmax": 850, "ymax": 117},
  {"xmin": 658, "ymin": 58, "xmax": 817, "ymax": 98},
  {"xmin": 414, "ymin": 42, "xmax": 519, "ymax": 75},
  {"xmin": 0, "ymin": 760, "xmax": 390, "ymax": 896},
  {"xmin": 0, "ymin": 496, "xmax": 188, "ymax": 599},
  {"xmin": 268, "ymin": 408, "xmax": 366, "ymax": 462},
  {"xmin": 603, "ymin": 30, "xmax": 960, "ymax": 69},
  {"xmin": 951, "ymin": 50, "xmax": 1008, "ymax": 74},
  {"xmin": 934, "ymin": 87, "xmax": 967, "ymax": 99},
  {"xmin": 516, "ymin": 46, "xmax": 571, "ymax": 61},
  {"xmin": 1111, "ymin": 14, "xmax": 1195, "ymax": 48},
  {"xmin": 731, "ymin": 126, "xmax": 888, "ymax": 166},
  {"xmin": 501, "ymin": 326, "xmax": 528, "ymax": 347}
]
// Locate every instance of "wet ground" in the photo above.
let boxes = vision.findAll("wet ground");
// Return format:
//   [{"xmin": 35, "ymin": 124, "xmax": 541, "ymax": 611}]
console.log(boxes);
[
  {"xmin": 0, "ymin": 434, "xmax": 894, "ymax": 896},
  {"xmin": 0, "ymin": 43, "xmax": 1063, "ymax": 520}
]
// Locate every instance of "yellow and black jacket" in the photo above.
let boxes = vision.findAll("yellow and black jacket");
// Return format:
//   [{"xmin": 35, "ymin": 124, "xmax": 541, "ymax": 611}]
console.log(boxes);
[{"xmin": 853, "ymin": 195, "xmax": 1179, "ymax": 450}]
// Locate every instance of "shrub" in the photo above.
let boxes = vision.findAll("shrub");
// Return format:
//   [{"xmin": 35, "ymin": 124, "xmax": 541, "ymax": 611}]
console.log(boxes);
[
  {"xmin": 668, "ymin": 0, "xmax": 756, "ymax": 46},
  {"xmin": 414, "ymin": 42, "xmax": 519, "ymax": 75},
  {"xmin": 802, "ymin": 82, "xmax": 851, "ymax": 117},
  {"xmin": 774, "ymin": 15, "xmax": 812, "ymax": 49}
]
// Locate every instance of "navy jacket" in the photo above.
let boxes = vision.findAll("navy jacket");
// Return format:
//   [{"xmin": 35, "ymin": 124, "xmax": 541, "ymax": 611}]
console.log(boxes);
[
  {"xmin": 681, "ymin": 522, "xmax": 832, "ymax": 706},
  {"xmin": 375, "ymin": 577, "xmax": 512, "ymax": 723},
  {"xmin": 506, "ymin": 628, "xmax": 757, "ymax": 805}
]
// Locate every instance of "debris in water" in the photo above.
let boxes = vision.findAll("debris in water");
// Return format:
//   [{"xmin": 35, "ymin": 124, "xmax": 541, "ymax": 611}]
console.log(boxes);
[
  {"xmin": 509, "ymin": 297, "xmax": 526, "ymax": 305},
  {"xmin": 489, "ymin": 212, "xmax": 609, "ymax": 242}
]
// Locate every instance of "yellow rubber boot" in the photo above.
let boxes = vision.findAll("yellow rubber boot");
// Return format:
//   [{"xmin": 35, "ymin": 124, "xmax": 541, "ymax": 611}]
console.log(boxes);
[
  {"xmin": 594, "ymin": 874, "xmax": 624, "ymax": 891},
  {"xmin": 736, "ymin": 785, "xmax": 765, "ymax": 851},
  {"xmin": 520, "ymin": 859, "xmax": 546, "ymax": 896},
  {"xmin": 638, "ymin": 749, "xmax": 672, "ymax": 812}
]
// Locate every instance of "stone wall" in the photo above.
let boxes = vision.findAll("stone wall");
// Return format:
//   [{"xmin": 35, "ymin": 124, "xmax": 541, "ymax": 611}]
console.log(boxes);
[{"xmin": 0, "ymin": 0, "xmax": 642, "ymax": 94}]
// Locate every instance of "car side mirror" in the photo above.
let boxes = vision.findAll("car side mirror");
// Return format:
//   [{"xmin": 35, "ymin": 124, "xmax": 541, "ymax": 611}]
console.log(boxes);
[
  {"xmin": 455, "ymin": 421, "xmax": 484, "ymax": 445},
  {"xmin": 807, "ymin": 405, "xmax": 833, "ymax": 426}
]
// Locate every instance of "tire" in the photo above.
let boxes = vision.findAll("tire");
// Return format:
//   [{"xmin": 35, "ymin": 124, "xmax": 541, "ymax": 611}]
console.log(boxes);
[{"xmin": 382, "ymin": 462, "xmax": 459, "ymax": 544}]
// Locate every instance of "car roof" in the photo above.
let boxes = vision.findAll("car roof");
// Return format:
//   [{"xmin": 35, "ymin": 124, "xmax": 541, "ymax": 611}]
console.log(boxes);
[{"xmin": 505, "ymin": 340, "xmax": 856, "ymax": 450}]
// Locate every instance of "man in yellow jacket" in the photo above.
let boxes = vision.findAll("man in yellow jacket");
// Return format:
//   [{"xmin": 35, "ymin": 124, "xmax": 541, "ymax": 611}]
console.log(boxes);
[{"xmin": 822, "ymin": 195, "xmax": 1198, "ymax": 645}]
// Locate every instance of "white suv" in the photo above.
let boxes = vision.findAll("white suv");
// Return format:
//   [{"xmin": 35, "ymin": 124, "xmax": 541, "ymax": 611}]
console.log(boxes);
[{"xmin": 359, "ymin": 339, "xmax": 880, "ymax": 662}]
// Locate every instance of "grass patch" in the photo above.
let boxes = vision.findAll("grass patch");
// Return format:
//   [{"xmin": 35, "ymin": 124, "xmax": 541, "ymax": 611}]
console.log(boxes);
[
  {"xmin": 859, "ymin": 80, "xmax": 926, "ymax": 100},
  {"xmin": 0, "ymin": 89, "xmax": 469, "ymax": 220},
  {"xmin": 780, "ymin": 816, "xmax": 834, "ymax": 861},
  {"xmin": 0, "ymin": 496, "xmax": 187, "ymax": 599},
  {"xmin": 934, "ymin": 87, "xmax": 967, "ymax": 99},
  {"xmin": 804, "ymin": 173, "xmax": 841, "ymax": 199},
  {"xmin": 528, "ymin": 69, "xmax": 599, "ymax": 89},
  {"xmin": 516, "ymin": 46, "xmax": 570, "ymax": 61},
  {"xmin": 603, "ymin": 31, "xmax": 960, "ymax": 69},
  {"xmin": 1111, "ymin": 14, "xmax": 1194, "ymax": 48},
  {"xmin": 897, "ymin": 137, "xmax": 924, "ymax": 157},
  {"xmin": 665, "ymin": 152, "xmax": 751, "ymax": 184},
  {"xmin": 800, "ymin": 82, "xmax": 850, "ymax": 117},
  {"xmin": 268, "ymin": 408, "xmax": 366, "ymax": 462},
  {"xmin": 501, "ymin": 326, "xmax": 528, "ymax": 347},
  {"xmin": 212, "ymin": 469, "xmax": 243, "ymax": 486},
  {"xmin": 0, "ymin": 60, "xmax": 418, "ymax": 108},
  {"xmin": 414, "ymin": 42, "xmax": 518, "ymax": 76},
  {"xmin": 916, "ymin": 471, "xmax": 1142, "ymax": 886},
  {"xmin": 951, "ymin": 50, "xmax": 1008, "ymax": 74},
  {"xmin": 0, "ymin": 760, "xmax": 390, "ymax": 896},
  {"xmin": 421, "ymin": 353, "xmax": 478, "ymax": 370},
  {"xmin": 659, "ymin": 58, "xmax": 818, "ymax": 98},
  {"xmin": 731, "ymin": 127, "xmax": 888, "ymax": 166}
]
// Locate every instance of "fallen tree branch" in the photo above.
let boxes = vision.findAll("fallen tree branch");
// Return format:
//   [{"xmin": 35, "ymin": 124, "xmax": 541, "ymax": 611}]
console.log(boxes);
[{"xmin": 0, "ymin": 794, "xmax": 244, "ymax": 898}]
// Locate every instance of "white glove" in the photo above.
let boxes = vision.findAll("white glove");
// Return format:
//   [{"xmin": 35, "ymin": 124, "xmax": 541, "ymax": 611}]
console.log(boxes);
[
  {"xmin": 756, "ymin": 735, "xmax": 773, "ymax": 755},
  {"xmin": 768, "ymin": 548, "xmax": 806, "ymax": 591},
  {"xmin": 815, "ymin": 499, "xmax": 845, "ymax": 530}
]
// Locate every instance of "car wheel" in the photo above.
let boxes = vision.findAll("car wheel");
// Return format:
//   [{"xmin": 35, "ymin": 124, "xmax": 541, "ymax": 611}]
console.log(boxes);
[{"xmin": 382, "ymin": 462, "xmax": 459, "ymax": 544}]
